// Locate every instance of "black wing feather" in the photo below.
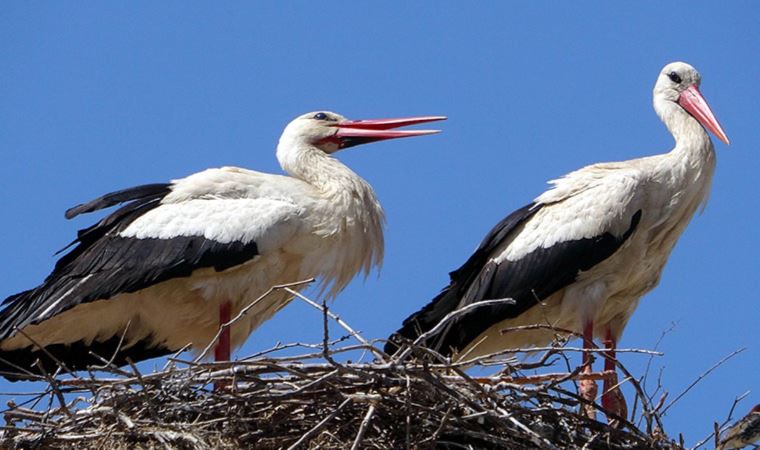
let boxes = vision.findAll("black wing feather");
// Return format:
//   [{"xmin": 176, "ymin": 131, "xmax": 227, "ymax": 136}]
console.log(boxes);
[
  {"xmin": 385, "ymin": 203, "xmax": 540, "ymax": 354},
  {"xmin": 386, "ymin": 205, "xmax": 642, "ymax": 356},
  {"xmin": 0, "ymin": 183, "xmax": 259, "ymax": 341},
  {"xmin": 64, "ymin": 183, "xmax": 171, "ymax": 219},
  {"xmin": 0, "ymin": 336, "xmax": 173, "ymax": 381}
]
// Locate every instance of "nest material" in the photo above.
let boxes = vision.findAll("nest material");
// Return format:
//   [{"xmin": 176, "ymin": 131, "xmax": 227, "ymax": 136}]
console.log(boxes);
[
  {"xmin": 0, "ymin": 288, "xmax": 685, "ymax": 449},
  {"xmin": 0, "ymin": 346, "xmax": 684, "ymax": 449}
]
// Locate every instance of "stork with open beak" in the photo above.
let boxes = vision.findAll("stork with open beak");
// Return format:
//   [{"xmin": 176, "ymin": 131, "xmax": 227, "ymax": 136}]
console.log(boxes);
[
  {"xmin": 386, "ymin": 62, "xmax": 728, "ymax": 422},
  {"xmin": 0, "ymin": 111, "xmax": 445, "ymax": 380}
]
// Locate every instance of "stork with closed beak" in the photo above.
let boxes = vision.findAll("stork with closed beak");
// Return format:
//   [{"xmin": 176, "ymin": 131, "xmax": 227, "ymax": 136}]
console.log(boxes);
[
  {"xmin": 386, "ymin": 62, "xmax": 728, "ymax": 422},
  {"xmin": 0, "ymin": 111, "xmax": 444, "ymax": 380}
]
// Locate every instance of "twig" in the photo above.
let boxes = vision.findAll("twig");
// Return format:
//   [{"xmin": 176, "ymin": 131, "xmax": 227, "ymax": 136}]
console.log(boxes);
[
  {"xmin": 350, "ymin": 403, "xmax": 377, "ymax": 450},
  {"xmin": 33, "ymin": 363, "xmax": 72, "ymax": 419},
  {"xmin": 91, "ymin": 320, "xmax": 131, "ymax": 370},
  {"xmin": 691, "ymin": 391, "xmax": 751, "ymax": 449},
  {"xmin": 284, "ymin": 287, "xmax": 385, "ymax": 362},
  {"xmin": 392, "ymin": 298, "xmax": 517, "ymax": 362},
  {"xmin": 475, "ymin": 370, "xmax": 618, "ymax": 385},
  {"xmin": 286, "ymin": 398, "xmax": 351, "ymax": 450},
  {"xmin": 13, "ymin": 327, "xmax": 79, "ymax": 379},
  {"xmin": 642, "ymin": 322, "xmax": 677, "ymax": 394},
  {"xmin": 0, "ymin": 298, "xmax": 685, "ymax": 450},
  {"xmin": 661, "ymin": 348, "xmax": 746, "ymax": 416},
  {"xmin": 86, "ymin": 351, "xmax": 132, "ymax": 378},
  {"xmin": 161, "ymin": 343, "xmax": 192, "ymax": 371},
  {"xmin": 425, "ymin": 405, "xmax": 452, "ymax": 445},
  {"xmin": 195, "ymin": 278, "xmax": 315, "ymax": 362},
  {"xmin": 321, "ymin": 297, "xmax": 340, "ymax": 367}
]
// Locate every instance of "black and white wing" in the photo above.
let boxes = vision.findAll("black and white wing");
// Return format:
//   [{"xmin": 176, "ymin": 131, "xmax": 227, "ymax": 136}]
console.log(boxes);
[
  {"xmin": 386, "ymin": 167, "xmax": 644, "ymax": 356},
  {"xmin": 0, "ymin": 169, "xmax": 304, "ymax": 376}
]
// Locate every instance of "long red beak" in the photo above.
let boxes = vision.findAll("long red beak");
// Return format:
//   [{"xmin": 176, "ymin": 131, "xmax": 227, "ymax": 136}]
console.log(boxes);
[
  {"xmin": 678, "ymin": 85, "xmax": 730, "ymax": 145},
  {"xmin": 334, "ymin": 116, "xmax": 446, "ymax": 149}
]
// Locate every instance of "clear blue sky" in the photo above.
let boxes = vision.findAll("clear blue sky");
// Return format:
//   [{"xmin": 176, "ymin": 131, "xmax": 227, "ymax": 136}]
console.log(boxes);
[{"xmin": 2, "ymin": 2, "xmax": 758, "ymax": 445}]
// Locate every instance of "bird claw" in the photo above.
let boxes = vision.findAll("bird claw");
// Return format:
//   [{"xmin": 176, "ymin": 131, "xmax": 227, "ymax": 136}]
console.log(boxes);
[
  {"xmin": 601, "ymin": 386, "xmax": 628, "ymax": 427},
  {"xmin": 579, "ymin": 378, "xmax": 598, "ymax": 420},
  {"xmin": 602, "ymin": 371, "xmax": 628, "ymax": 426}
]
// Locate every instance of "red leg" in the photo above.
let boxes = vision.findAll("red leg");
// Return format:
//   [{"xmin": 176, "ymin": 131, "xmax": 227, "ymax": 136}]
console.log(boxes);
[
  {"xmin": 579, "ymin": 321, "xmax": 598, "ymax": 420},
  {"xmin": 601, "ymin": 330, "xmax": 627, "ymax": 425},
  {"xmin": 215, "ymin": 301, "xmax": 232, "ymax": 362},
  {"xmin": 214, "ymin": 301, "xmax": 231, "ymax": 392}
]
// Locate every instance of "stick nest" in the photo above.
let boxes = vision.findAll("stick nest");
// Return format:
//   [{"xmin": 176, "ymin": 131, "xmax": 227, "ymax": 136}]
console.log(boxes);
[{"xmin": 0, "ymin": 288, "xmax": 686, "ymax": 449}]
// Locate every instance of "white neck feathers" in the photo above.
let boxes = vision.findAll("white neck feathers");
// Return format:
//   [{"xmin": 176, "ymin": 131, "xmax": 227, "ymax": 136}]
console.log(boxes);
[{"xmin": 276, "ymin": 142, "xmax": 385, "ymax": 297}]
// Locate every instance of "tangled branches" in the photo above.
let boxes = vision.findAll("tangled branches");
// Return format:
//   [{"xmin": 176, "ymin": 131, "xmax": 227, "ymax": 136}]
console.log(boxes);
[{"xmin": 0, "ymin": 285, "xmax": 688, "ymax": 449}]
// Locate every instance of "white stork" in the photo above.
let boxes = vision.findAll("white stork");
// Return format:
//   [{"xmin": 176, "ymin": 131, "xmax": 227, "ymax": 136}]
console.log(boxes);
[
  {"xmin": 0, "ymin": 111, "xmax": 444, "ymax": 380},
  {"xmin": 386, "ymin": 62, "xmax": 729, "ymax": 421}
]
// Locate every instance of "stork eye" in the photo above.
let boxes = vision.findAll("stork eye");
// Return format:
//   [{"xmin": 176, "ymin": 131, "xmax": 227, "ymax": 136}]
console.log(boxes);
[
  {"xmin": 667, "ymin": 71, "xmax": 682, "ymax": 84},
  {"xmin": 313, "ymin": 112, "xmax": 328, "ymax": 120}
]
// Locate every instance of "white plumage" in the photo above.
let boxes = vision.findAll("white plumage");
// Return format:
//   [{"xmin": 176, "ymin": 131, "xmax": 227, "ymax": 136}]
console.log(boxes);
[
  {"xmin": 387, "ymin": 62, "xmax": 728, "ymax": 421},
  {"xmin": 0, "ymin": 111, "xmax": 444, "ymax": 379}
]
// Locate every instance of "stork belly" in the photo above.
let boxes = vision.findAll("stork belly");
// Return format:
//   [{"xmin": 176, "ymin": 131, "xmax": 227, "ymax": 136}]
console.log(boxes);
[
  {"xmin": 0, "ymin": 252, "xmax": 304, "ymax": 357},
  {"xmin": 456, "ymin": 257, "xmax": 665, "ymax": 360},
  {"xmin": 457, "ymin": 291, "xmax": 572, "ymax": 360},
  {"xmin": 586, "ymin": 248, "xmax": 668, "ymax": 340}
]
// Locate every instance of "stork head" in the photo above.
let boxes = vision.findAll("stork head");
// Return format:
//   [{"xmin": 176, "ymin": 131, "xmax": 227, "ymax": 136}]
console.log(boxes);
[
  {"xmin": 653, "ymin": 62, "xmax": 729, "ymax": 144},
  {"xmin": 278, "ymin": 111, "xmax": 445, "ymax": 154}
]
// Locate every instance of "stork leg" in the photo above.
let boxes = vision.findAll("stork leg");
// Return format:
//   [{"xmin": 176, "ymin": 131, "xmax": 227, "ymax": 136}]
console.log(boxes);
[
  {"xmin": 214, "ymin": 301, "xmax": 232, "ymax": 392},
  {"xmin": 601, "ymin": 330, "xmax": 628, "ymax": 425},
  {"xmin": 215, "ymin": 301, "xmax": 232, "ymax": 361},
  {"xmin": 579, "ymin": 321, "xmax": 598, "ymax": 420}
]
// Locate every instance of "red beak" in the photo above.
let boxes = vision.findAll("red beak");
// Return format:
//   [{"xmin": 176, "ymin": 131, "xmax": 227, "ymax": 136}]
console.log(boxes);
[
  {"xmin": 334, "ymin": 116, "xmax": 446, "ymax": 148},
  {"xmin": 678, "ymin": 85, "xmax": 730, "ymax": 145}
]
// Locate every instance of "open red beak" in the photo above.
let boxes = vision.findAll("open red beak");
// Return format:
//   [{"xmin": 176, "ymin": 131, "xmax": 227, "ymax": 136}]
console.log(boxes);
[
  {"xmin": 678, "ymin": 85, "xmax": 730, "ymax": 145},
  {"xmin": 334, "ymin": 116, "xmax": 446, "ymax": 149}
]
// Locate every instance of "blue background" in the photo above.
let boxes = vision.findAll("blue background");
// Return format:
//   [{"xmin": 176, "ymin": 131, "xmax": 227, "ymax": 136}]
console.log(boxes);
[{"xmin": 2, "ymin": 2, "xmax": 758, "ymax": 445}]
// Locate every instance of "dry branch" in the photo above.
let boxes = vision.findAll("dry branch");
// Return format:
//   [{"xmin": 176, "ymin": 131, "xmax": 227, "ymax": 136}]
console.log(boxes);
[{"xmin": 0, "ymin": 290, "xmax": 691, "ymax": 450}]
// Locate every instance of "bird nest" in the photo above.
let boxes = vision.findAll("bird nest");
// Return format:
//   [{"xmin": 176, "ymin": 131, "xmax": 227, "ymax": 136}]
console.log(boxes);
[{"xmin": 0, "ymin": 288, "xmax": 706, "ymax": 449}]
